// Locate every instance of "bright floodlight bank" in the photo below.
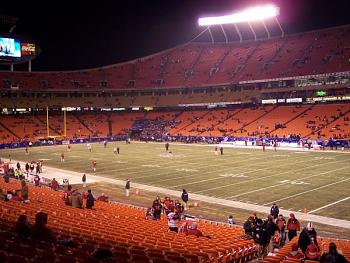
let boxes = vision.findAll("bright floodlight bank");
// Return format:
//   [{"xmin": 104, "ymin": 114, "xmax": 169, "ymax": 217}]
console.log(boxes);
[{"xmin": 198, "ymin": 5, "xmax": 280, "ymax": 26}]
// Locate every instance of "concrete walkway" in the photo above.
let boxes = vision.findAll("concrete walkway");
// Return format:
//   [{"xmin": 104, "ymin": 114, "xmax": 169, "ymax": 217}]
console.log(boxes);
[{"xmin": 6, "ymin": 159, "xmax": 350, "ymax": 230}]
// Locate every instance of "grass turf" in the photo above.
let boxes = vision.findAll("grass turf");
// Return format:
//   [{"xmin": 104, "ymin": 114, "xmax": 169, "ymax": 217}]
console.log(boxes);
[{"xmin": 2, "ymin": 141, "xmax": 350, "ymax": 223}]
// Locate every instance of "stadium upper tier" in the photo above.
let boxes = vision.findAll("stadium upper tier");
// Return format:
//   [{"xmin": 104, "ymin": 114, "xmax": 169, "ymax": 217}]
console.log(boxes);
[
  {"xmin": 0, "ymin": 104, "xmax": 349, "ymax": 143},
  {"xmin": 1, "ymin": 25, "xmax": 350, "ymax": 90}
]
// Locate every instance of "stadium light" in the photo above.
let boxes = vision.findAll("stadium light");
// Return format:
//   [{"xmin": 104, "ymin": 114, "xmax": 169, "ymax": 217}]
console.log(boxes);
[{"xmin": 198, "ymin": 5, "xmax": 279, "ymax": 26}]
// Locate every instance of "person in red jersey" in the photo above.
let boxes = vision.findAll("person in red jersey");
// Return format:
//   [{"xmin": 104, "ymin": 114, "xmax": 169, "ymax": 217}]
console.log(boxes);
[
  {"xmin": 60, "ymin": 152, "xmax": 65, "ymax": 162},
  {"xmin": 63, "ymin": 185, "xmax": 73, "ymax": 205},
  {"xmin": 92, "ymin": 160, "xmax": 97, "ymax": 174},
  {"xmin": 50, "ymin": 178, "xmax": 59, "ymax": 191}
]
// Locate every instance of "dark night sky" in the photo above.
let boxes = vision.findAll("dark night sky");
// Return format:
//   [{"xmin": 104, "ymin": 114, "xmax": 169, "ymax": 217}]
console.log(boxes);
[{"xmin": 1, "ymin": 0, "xmax": 350, "ymax": 71}]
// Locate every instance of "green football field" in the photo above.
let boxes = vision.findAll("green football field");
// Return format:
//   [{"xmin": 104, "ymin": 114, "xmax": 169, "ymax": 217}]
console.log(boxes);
[{"xmin": 1, "ymin": 142, "xmax": 350, "ymax": 221}]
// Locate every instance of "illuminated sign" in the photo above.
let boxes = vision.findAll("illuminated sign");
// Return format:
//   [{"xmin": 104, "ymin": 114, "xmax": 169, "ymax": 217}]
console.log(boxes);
[
  {"xmin": 306, "ymin": 96, "xmax": 350, "ymax": 102},
  {"xmin": 286, "ymin": 98, "xmax": 302, "ymax": 103},
  {"xmin": 261, "ymin": 99, "xmax": 277, "ymax": 104},
  {"xmin": 315, "ymin": 90, "xmax": 327, "ymax": 97},
  {"xmin": 21, "ymin": 43, "xmax": 36, "ymax": 56}
]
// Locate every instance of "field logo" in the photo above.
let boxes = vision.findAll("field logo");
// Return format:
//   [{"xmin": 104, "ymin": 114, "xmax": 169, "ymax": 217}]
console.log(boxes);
[{"xmin": 280, "ymin": 179, "xmax": 310, "ymax": 185}]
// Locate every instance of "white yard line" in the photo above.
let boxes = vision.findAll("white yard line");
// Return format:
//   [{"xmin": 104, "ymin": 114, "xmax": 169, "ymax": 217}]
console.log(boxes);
[
  {"xmin": 226, "ymin": 165, "xmax": 350, "ymax": 199},
  {"xmin": 169, "ymin": 154, "xmax": 319, "ymax": 189},
  {"xmin": 158, "ymin": 155, "xmax": 276, "ymax": 187},
  {"xmin": 263, "ymin": 178, "xmax": 350, "ymax": 206},
  {"xmin": 308, "ymin": 196, "xmax": 350, "ymax": 214},
  {"xmin": 194, "ymin": 155, "xmax": 346, "ymax": 194}
]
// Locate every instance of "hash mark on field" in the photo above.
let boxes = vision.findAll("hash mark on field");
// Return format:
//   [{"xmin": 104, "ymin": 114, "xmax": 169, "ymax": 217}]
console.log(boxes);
[
  {"xmin": 176, "ymin": 168, "xmax": 198, "ymax": 172},
  {"xmin": 141, "ymin": 164, "xmax": 161, "ymax": 168},
  {"xmin": 220, "ymin": 174, "xmax": 248, "ymax": 178},
  {"xmin": 314, "ymin": 157, "xmax": 335, "ymax": 160}
]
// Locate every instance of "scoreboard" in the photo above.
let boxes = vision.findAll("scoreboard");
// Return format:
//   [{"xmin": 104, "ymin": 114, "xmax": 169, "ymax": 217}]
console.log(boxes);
[{"xmin": 0, "ymin": 33, "xmax": 40, "ymax": 64}]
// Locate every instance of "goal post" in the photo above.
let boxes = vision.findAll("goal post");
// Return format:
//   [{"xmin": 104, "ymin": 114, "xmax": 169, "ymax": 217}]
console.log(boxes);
[{"xmin": 46, "ymin": 107, "xmax": 67, "ymax": 139}]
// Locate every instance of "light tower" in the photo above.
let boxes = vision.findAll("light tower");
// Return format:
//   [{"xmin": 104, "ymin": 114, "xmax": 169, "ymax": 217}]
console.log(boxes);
[{"xmin": 198, "ymin": 4, "xmax": 283, "ymax": 43}]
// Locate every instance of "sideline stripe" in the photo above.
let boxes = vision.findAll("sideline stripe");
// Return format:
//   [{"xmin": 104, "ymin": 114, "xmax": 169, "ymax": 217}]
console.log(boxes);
[
  {"xmin": 308, "ymin": 196, "xmax": 350, "ymax": 214},
  {"xmin": 263, "ymin": 178, "xmax": 350, "ymax": 206}
]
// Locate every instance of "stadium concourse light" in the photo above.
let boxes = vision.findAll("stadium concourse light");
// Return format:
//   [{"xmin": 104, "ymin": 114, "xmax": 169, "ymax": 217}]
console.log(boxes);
[{"xmin": 198, "ymin": 5, "xmax": 279, "ymax": 26}]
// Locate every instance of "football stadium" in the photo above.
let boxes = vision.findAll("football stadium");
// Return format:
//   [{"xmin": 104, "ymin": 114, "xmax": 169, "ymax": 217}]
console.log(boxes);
[{"xmin": 0, "ymin": 1, "xmax": 349, "ymax": 262}]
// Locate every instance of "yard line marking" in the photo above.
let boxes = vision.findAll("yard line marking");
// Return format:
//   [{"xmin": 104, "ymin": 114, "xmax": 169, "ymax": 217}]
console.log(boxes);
[
  {"xmin": 308, "ymin": 196, "xmax": 350, "ymax": 214},
  {"xmin": 263, "ymin": 177, "xmax": 350, "ymax": 206},
  {"xmin": 137, "ymin": 154, "xmax": 271, "ymax": 181},
  {"xmin": 226, "ymin": 165, "xmax": 350, "ymax": 199},
  {"xmin": 169, "ymin": 153, "xmax": 320, "ymax": 188},
  {"xmin": 194, "ymin": 155, "xmax": 346, "ymax": 193}
]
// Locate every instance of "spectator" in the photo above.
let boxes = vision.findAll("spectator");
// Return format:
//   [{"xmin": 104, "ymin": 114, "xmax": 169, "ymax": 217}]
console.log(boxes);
[
  {"xmin": 152, "ymin": 196, "xmax": 161, "ymax": 208},
  {"xmin": 32, "ymin": 211, "xmax": 56, "ymax": 242},
  {"xmin": 181, "ymin": 189, "xmax": 189, "ymax": 210},
  {"xmin": 34, "ymin": 174, "xmax": 40, "ymax": 187},
  {"xmin": 174, "ymin": 200, "xmax": 184, "ymax": 217},
  {"xmin": 152, "ymin": 202, "xmax": 162, "ymax": 220},
  {"xmin": 71, "ymin": 189, "xmax": 83, "ymax": 208},
  {"xmin": 125, "ymin": 178, "xmax": 130, "ymax": 197},
  {"xmin": 50, "ymin": 178, "xmax": 59, "ymax": 191},
  {"xmin": 167, "ymin": 211, "xmax": 180, "ymax": 232},
  {"xmin": 287, "ymin": 213, "xmax": 300, "ymax": 241},
  {"xmin": 82, "ymin": 173, "xmax": 86, "ymax": 187},
  {"xmin": 253, "ymin": 218, "xmax": 270, "ymax": 259},
  {"xmin": 320, "ymin": 242, "xmax": 348, "ymax": 263},
  {"xmin": 145, "ymin": 207, "xmax": 155, "ymax": 220},
  {"xmin": 20, "ymin": 180, "xmax": 29, "ymax": 203},
  {"xmin": 97, "ymin": 193, "xmax": 108, "ymax": 202},
  {"xmin": 3, "ymin": 173, "xmax": 10, "ymax": 183},
  {"xmin": 270, "ymin": 203, "xmax": 279, "ymax": 219},
  {"xmin": 180, "ymin": 222, "xmax": 210, "ymax": 238},
  {"xmin": 15, "ymin": 214, "xmax": 32, "ymax": 238},
  {"xmin": 63, "ymin": 185, "xmax": 73, "ymax": 205},
  {"xmin": 244, "ymin": 216, "xmax": 256, "ymax": 237},
  {"xmin": 299, "ymin": 222, "xmax": 319, "ymax": 258},
  {"xmin": 162, "ymin": 196, "xmax": 170, "ymax": 214},
  {"xmin": 86, "ymin": 189, "xmax": 95, "ymax": 209},
  {"xmin": 266, "ymin": 215, "xmax": 278, "ymax": 253},
  {"xmin": 228, "ymin": 215, "xmax": 236, "ymax": 225},
  {"xmin": 284, "ymin": 243, "xmax": 304, "ymax": 261},
  {"xmin": 276, "ymin": 214, "xmax": 286, "ymax": 247}
]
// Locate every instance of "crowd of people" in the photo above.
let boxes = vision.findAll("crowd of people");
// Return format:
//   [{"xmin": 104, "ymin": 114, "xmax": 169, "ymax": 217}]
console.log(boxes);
[{"xmin": 240, "ymin": 202, "xmax": 349, "ymax": 262}]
